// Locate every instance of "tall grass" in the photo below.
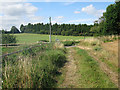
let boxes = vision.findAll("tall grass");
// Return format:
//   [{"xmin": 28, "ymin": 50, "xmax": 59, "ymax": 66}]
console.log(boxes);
[
  {"xmin": 97, "ymin": 35, "xmax": 118, "ymax": 43},
  {"xmin": 78, "ymin": 38, "xmax": 101, "ymax": 47},
  {"xmin": 78, "ymin": 35, "xmax": 118, "ymax": 47},
  {"xmin": 2, "ymin": 43, "xmax": 66, "ymax": 88},
  {"xmin": 78, "ymin": 35, "xmax": 118, "ymax": 73}
]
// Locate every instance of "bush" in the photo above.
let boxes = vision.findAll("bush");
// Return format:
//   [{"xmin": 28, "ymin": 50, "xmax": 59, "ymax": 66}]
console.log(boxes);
[
  {"xmin": 2, "ymin": 43, "xmax": 66, "ymax": 88},
  {"xmin": 2, "ymin": 34, "xmax": 17, "ymax": 46},
  {"xmin": 39, "ymin": 40, "xmax": 49, "ymax": 42},
  {"xmin": 62, "ymin": 41, "xmax": 75, "ymax": 46},
  {"xmin": 94, "ymin": 46, "xmax": 102, "ymax": 51}
]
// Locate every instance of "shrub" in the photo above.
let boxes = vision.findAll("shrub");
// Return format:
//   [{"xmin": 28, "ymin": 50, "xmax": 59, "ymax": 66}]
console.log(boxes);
[
  {"xmin": 2, "ymin": 34, "xmax": 17, "ymax": 46},
  {"xmin": 94, "ymin": 46, "xmax": 102, "ymax": 51},
  {"xmin": 118, "ymin": 36, "xmax": 120, "ymax": 40},
  {"xmin": 62, "ymin": 41, "xmax": 75, "ymax": 46},
  {"xmin": 2, "ymin": 43, "xmax": 66, "ymax": 88},
  {"xmin": 39, "ymin": 40, "xmax": 49, "ymax": 42}
]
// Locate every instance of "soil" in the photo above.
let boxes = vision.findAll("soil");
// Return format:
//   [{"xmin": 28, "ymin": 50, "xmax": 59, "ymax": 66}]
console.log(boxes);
[
  {"xmin": 89, "ymin": 52, "xmax": 118, "ymax": 87},
  {"xmin": 59, "ymin": 48, "xmax": 79, "ymax": 88},
  {"xmin": 102, "ymin": 40, "xmax": 118, "ymax": 54}
]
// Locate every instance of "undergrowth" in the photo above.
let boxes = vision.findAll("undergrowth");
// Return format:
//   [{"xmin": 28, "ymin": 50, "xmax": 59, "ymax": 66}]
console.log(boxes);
[
  {"xmin": 2, "ymin": 43, "xmax": 66, "ymax": 88},
  {"xmin": 62, "ymin": 41, "xmax": 80, "ymax": 46}
]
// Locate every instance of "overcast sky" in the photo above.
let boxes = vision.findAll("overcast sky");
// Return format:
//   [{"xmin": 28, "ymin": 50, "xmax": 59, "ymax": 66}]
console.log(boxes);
[{"xmin": 0, "ymin": 0, "xmax": 114, "ymax": 30}]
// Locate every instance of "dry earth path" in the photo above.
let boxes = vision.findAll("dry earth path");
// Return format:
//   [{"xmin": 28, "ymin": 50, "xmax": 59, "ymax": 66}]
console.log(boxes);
[{"xmin": 59, "ymin": 48, "xmax": 80, "ymax": 88}]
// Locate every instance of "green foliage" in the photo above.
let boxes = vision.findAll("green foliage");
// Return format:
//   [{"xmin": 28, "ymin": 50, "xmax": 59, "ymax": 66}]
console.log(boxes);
[
  {"xmin": 103, "ymin": 39, "xmax": 113, "ymax": 43},
  {"xmin": 118, "ymin": 37, "xmax": 120, "ymax": 40},
  {"xmin": 2, "ymin": 43, "xmax": 66, "ymax": 88},
  {"xmin": 2, "ymin": 34, "xmax": 17, "ymax": 44},
  {"xmin": 62, "ymin": 41, "xmax": 80, "ymax": 46},
  {"xmin": 118, "ymin": 68, "xmax": 120, "ymax": 73},
  {"xmin": 94, "ymin": 46, "xmax": 102, "ymax": 51},
  {"xmin": 62, "ymin": 41, "xmax": 75, "ymax": 46},
  {"xmin": 103, "ymin": 4, "xmax": 118, "ymax": 35},
  {"xmin": 39, "ymin": 40, "xmax": 49, "ymax": 42},
  {"xmin": 10, "ymin": 26, "xmax": 20, "ymax": 33},
  {"xmin": 20, "ymin": 23, "xmax": 93, "ymax": 36},
  {"xmin": 91, "ymin": 2, "xmax": 120, "ymax": 36}
]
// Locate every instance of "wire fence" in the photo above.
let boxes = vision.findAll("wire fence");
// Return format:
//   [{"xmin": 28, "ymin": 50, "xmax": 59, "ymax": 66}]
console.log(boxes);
[{"xmin": 0, "ymin": 42, "xmax": 49, "ymax": 58}]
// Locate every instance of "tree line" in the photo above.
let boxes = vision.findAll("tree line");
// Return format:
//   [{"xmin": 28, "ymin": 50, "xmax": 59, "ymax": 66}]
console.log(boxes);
[
  {"xmin": 20, "ymin": 23, "xmax": 93, "ymax": 36},
  {"xmin": 2, "ymin": 23, "xmax": 93, "ymax": 36}
]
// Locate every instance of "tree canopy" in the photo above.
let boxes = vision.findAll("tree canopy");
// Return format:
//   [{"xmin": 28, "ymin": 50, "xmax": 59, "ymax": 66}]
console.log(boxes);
[
  {"xmin": 90, "ymin": 1, "xmax": 120, "ymax": 36},
  {"xmin": 2, "ymin": 34, "xmax": 17, "ymax": 45},
  {"xmin": 10, "ymin": 26, "xmax": 20, "ymax": 34},
  {"xmin": 20, "ymin": 23, "xmax": 93, "ymax": 36}
]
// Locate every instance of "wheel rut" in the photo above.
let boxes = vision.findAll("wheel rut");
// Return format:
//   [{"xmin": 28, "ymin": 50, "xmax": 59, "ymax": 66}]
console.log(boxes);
[{"xmin": 59, "ymin": 48, "xmax": 79, "ymax": 88}]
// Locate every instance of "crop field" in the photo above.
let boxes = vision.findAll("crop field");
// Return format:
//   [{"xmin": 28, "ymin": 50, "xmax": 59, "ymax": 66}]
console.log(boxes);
[{"xmin": 14, "ymin": 33, "xmax": 92, "ymax": 44}]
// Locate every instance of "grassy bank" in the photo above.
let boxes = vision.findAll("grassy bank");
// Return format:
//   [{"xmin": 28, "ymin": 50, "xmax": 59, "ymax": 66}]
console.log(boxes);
[{"xmin": 2, "ymin": 42, "xmax": 66, "ymax": 88}]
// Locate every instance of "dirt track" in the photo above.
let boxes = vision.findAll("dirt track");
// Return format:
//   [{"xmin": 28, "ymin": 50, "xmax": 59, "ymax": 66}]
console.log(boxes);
[
  {"xmin": 59, "ymin": 41, "xmax": 118, "ymax": 88},
  {"xmin": 77, "ymin": 42, "xmax": 118, "ymax": 87},
  {"xmin": 89, "ymin": 52, "xmax": 118, "ymax": 87},
  {"xmin": 60, "ymin": 48, "xmax": 79, "ymax": 88}
]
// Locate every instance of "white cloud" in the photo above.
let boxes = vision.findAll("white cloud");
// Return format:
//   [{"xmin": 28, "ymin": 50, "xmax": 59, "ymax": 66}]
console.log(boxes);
[
  {"xmin": 67, "ymin": 18, "xmax": 96, "ymax": 24},
  {"xmin": 0, "ymin": 0, "xmax": 114, "ymax": 2},
  {"xmin": 0, "ymin": 3, "xmax": 38, "ymax": 17},
  {"xmin": 64, "ymin": 2, "xmax": 75, "ymax": 5},
  {"xmin": 44, "ymin": 0, "xmax": 51, "ymax": 2},
  {"xmin": 0, "ymin": 0, "xmax": 26, "ymax": 2},
  {"xmin": 52, "ymin": 16, "xmax": 64, "ymax": 24},
  {"xmin": 74, "ymin": 11, "xmax": 80, "ymax": 14},
  {"xmin": 81, "ymin": 4, "xmax": 105, "ymax": 17},
  {"xmin": 55, "ymin": 16, "xmax": 64, "ymax": 19},
  {"xmin": 0, "ymin": 2, "xmax": 44, "ymax": 30}
]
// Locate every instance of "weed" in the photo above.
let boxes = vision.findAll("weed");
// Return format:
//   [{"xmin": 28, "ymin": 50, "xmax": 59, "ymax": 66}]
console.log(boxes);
[
  {"xmin": 2, "ymin": 43, "xmax": 66, "ymax": 88},
  {"xmin": 62, "ymin": 41, "xmax": 75, "ymax": 46},
  {"xmin": 94, "ymin": 46, "xmax": 102, "ymax": 51}
]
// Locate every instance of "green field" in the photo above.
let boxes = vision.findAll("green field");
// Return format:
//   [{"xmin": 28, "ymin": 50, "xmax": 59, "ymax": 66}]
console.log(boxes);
[
  {"xmin": 14, "ymin": 33, "xmax": 92, "ymax": 44},
  {"xmin": 3, "ymin": 33, "xmax": 91, "ymax": 54}
]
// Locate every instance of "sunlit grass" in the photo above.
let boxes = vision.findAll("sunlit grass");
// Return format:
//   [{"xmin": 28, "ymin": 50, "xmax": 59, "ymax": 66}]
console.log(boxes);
[
  {"xmin": 75, "ymin": 48, "xmax": 116, "ymax": 88},
  {"xmin": 13, "ymin": 33, "xmax": 92, "ymax": 44}
]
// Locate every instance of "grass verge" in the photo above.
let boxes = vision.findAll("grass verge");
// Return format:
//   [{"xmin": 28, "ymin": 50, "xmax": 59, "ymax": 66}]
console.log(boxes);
[{"xmin": 2, "ymin": 43, "xmax": 66, "ymax": 88}]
